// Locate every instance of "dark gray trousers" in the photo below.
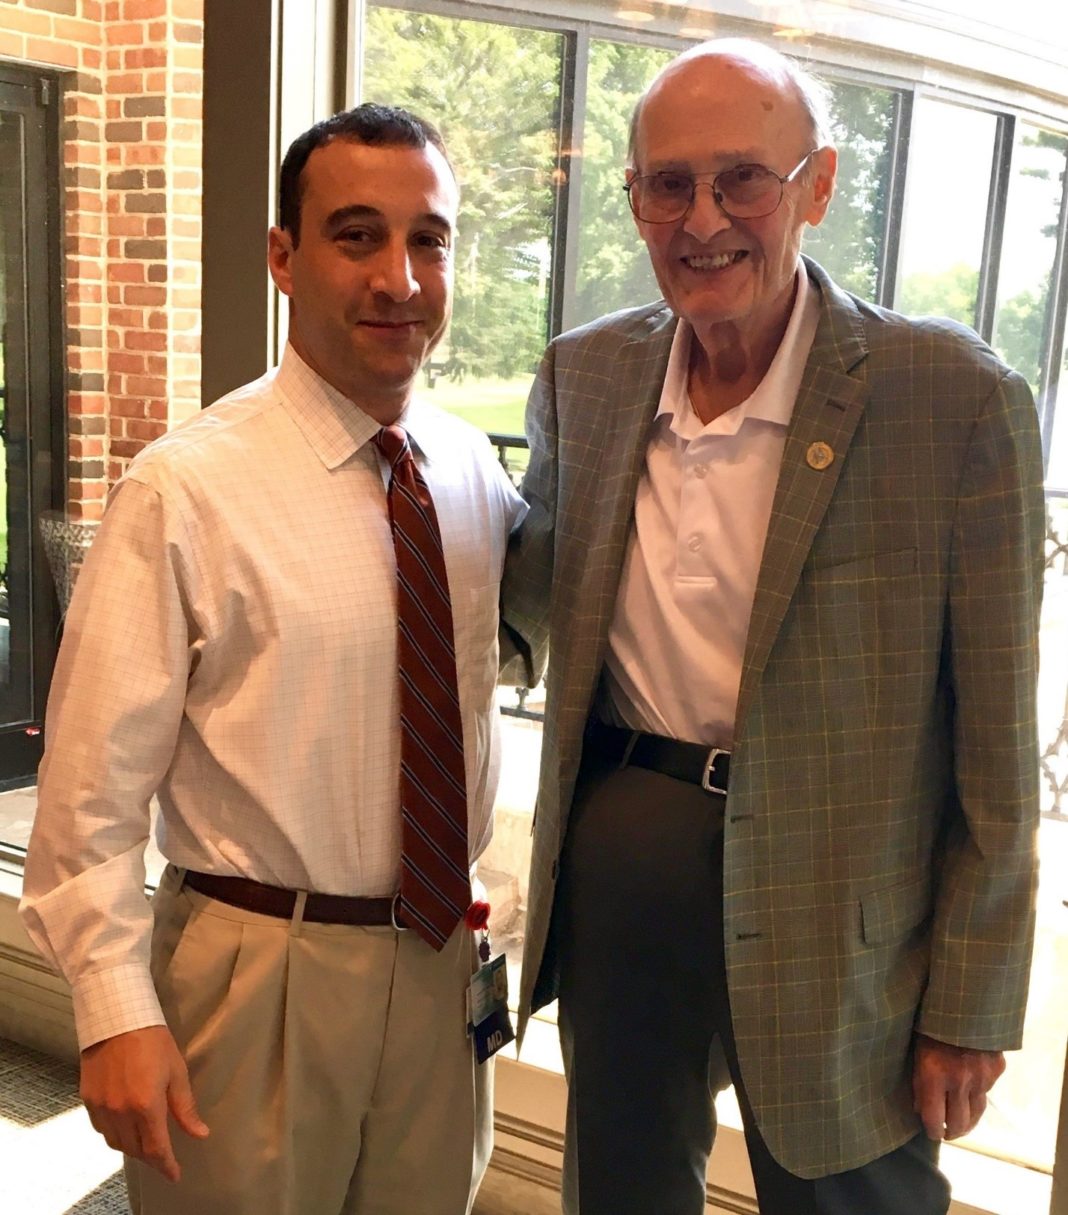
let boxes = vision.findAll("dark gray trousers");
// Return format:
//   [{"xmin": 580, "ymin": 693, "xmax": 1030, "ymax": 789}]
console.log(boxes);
[{"xmin": 555, "ymin": 750, "xmax": 950, "ymax": 1215}]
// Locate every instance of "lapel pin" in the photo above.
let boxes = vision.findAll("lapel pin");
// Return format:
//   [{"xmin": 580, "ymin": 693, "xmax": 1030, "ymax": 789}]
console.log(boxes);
[{"xmin": 806, "ymin": 441, "xmax": 834, "ymax": 471}]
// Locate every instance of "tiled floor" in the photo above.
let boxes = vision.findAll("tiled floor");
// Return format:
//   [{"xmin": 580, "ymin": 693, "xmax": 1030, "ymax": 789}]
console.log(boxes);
[
  {"xmin": 0, "ymin": 1037, "xmax": 128, "ymax": 1213},
  {"xmin": 0, "ymin": 1035, "xmax": 521, "ymax": 1214}
]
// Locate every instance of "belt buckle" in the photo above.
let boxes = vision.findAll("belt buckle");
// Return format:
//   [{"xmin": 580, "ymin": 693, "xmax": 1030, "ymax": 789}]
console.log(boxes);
[
  {"xmin": 390, "ymin": 892, "xmax": 410, "ymax": 932},
  {"xmin": 701, "ymin": 747, "xmax": 729, "ymax": 795}
]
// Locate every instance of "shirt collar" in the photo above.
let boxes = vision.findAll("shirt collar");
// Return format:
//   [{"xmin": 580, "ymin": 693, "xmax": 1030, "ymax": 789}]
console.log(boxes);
[
  {"xmin": 657, "ymin": 263, "xmax": 818, "ymax": 440},
  {"xmin": 273, "ymin": 344, "xmax": 444, "ymax": 469}
]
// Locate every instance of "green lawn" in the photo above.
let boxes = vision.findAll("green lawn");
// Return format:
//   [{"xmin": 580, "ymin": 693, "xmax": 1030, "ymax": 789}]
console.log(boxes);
[{"xmin": 418, "ymin": 374, "xmax": 532, "ymax": 437}]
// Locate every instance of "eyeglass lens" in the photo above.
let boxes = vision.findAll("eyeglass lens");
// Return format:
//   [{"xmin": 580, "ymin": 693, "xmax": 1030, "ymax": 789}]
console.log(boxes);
[{"xmin": 632, "ymin": 165, "xmax": 783, "ymax": 221}]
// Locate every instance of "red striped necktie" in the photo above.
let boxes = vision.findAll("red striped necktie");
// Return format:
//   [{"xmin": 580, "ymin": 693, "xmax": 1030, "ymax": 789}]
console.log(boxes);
[{"xmin": 374, "ymin": 424, "xmax": 471, "ymax": 950}]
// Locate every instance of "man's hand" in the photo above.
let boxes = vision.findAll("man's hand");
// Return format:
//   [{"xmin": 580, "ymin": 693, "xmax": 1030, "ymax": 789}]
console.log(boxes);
[
  {"xmin": 912, "ymin": 1033, "xmax": 1005, "ymax": 1141},
  {"xmin": 80, "ymin": 1025, "xmax": 210, "ymax": 1181}
]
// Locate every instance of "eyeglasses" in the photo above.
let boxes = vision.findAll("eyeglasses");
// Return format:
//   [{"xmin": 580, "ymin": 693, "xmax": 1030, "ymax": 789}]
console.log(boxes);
[{"xmin": 623, "ymin": 150, "xmax": 818, "ymax": 224}]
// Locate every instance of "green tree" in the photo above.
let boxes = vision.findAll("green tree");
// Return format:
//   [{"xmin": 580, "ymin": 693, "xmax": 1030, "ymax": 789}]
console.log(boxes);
[
  {"xmin": 803, "ymin": 82, "xmax": 896, "ymax": 301},
  {"xmin": 363, "ymin": 8, "xmax": 561, "ymax": 379},
  {"xmin": 571, "ymin": 40, "xmax": 671, "ymax": 328},
  {"xmin": 895, "ymin": 263, "xmax": 1047, "ymax": 393},
  {"xmin": 996, "ymin": 284, "xmax": 1048, "ymax": 394},
  {"xmin": 897, "ymin": 263, "xmax": 979, "ymax": 327}
]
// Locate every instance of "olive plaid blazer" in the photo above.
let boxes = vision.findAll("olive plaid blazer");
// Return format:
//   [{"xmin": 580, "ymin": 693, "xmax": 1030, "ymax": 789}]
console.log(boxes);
[{"xmin": 500, "ymin": 257, "xmax": 1045, "ymax": 1177}]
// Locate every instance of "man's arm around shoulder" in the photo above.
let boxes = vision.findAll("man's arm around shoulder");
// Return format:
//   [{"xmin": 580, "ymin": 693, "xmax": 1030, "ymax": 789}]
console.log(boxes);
[{"xmin": 499, "ymin": 341, "xmax": 560, "ymax": 689}]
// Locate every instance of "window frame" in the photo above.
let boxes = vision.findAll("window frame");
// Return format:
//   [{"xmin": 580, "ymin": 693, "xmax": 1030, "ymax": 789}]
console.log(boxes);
[{"xmin": 0, "ymin": 64, "xmax": 65, "ymax": 787}]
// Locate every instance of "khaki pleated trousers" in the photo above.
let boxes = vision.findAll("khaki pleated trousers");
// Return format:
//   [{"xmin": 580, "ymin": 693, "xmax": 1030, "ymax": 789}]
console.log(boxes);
[{"xmin": 126, "ymin": 865, "xmax": 492, "ymax": 1215}]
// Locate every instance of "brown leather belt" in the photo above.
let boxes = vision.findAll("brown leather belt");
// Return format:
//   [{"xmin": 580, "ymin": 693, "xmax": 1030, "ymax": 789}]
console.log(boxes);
[
  {"xmin": 586, "ymin": 720, "xmax": 731, "ymax": 795},
  {"xmin": 182, "ymin": 870, "xmax": 405, "ymax": 928}
]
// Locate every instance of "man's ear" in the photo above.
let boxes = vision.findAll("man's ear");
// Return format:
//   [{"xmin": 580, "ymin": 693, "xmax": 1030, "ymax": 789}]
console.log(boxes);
[
  {"xmin": 625, "ymin": 166, "xmax": 644, "ymax": 238},
  {"xmin": 267, "ymin": 226, "xmax": 295, "ymax": 297},
  {"xmin": 804, "ymin": 146, "xmax": 838, "ymax": 228}
]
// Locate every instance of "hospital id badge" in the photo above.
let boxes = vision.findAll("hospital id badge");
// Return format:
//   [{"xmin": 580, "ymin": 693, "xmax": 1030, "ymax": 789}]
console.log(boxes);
[{"xmin": 467, "ymin": 953, "xmax": 515, "ymax": 1064}]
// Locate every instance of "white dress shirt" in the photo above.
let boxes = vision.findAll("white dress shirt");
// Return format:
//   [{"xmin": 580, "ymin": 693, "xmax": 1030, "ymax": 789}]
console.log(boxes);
[
  {"xmin": 20, "ymin": 345, "xmax": 526, "ymax": 1049},
  {"xmin": 602, "ymin": 266, "xmax": 819, "ymax": 745}
]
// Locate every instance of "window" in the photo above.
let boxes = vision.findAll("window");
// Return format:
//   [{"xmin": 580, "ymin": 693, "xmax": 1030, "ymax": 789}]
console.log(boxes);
[
  {"xmin": 802, "ymin": 80, "xmax": 901, "ymax": 302},
  {"xmin": 896, "ymin": 97, "xmax": 999, "ymax": 326},
  {"xmin": 992, "ymin": 122, "xmax": 1067, "ymax": 396},
  {"xmin": 0, "ymin": 66, "xmax": 62, "ymax": 796},
  {"xmin": 571, "ymin": 38, "xmax": 671, "ymax": 328},
  {"xmin": 362, "ymin": 6, "xmax": 565, "ymax": 440},
  {"xmin": 1050, "ymin": 322, "xmax": 1068, "ymax": 490}
]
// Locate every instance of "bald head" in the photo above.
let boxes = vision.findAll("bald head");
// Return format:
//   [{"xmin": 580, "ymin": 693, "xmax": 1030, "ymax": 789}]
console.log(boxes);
[
  {"xmin": 627, "ymin": 39, "xmax": 832, "ymax": 169},
  {"xmin": 621, "ymin": 35, "xmax": 838, "ymax": 352}
]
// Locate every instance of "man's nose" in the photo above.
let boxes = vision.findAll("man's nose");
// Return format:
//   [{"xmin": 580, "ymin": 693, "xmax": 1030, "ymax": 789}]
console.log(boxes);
[
  {"xmin": 370, "ymin": 242, "xmax": 419, "ymax": 300},
  {"xmin": 682, "ymin": 181, "xmax": 733, "ymax": 241}
]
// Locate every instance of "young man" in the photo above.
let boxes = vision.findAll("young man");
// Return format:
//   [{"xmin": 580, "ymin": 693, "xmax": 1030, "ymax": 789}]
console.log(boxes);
[{"xmin": 22, "ymin": 104, "xmax": 524, "ymax": 1215}]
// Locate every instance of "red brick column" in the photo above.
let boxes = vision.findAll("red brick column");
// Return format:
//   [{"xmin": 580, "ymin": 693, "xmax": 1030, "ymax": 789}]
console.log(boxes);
[{"xmin": 0, "ymin": 0, "xmax": 204, "ymax": 517}]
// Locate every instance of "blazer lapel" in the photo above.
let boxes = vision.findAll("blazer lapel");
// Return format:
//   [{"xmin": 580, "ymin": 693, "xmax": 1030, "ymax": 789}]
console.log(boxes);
[
  {"xmin": 555, "ymin": 309, "xmax": 676, "ymax": 700},
  {"xmin": 734, "ymin": 261, "xmax": 870, "ymax": 738}
]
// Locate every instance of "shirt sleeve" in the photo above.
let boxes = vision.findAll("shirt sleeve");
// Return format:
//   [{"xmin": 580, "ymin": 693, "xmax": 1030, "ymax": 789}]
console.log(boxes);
[{"xmin": 19, "ymin": 475, "xmax": 197, "ymax": 1050}]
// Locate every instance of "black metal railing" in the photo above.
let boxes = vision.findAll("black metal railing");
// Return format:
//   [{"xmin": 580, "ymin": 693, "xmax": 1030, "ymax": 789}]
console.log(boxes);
[{"xmin": 487, "ymin": 431, "xmax": 529, "ymax": 488}]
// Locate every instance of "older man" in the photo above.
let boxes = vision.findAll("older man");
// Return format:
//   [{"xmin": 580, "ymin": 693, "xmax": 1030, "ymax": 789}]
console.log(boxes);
[
  {"xmin": 502, "ymin": 39, "xmax": 1044, "ymax": 1214},
  {"xmin": 22, "ymin": 104, "xmax": 524, "ymax": 1215}
]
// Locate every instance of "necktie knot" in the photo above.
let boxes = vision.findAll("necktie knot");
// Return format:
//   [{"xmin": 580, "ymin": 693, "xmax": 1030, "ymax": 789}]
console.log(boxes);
[{"xmin": 374, "ymin": 424, "xmax": 410, "ymax": 469}]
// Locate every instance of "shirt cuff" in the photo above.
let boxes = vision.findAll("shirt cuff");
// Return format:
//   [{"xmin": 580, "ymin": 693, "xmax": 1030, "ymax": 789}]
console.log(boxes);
[{"xmin": 71, "ymin": 964, "xmax": 166, "ymax": 1052}]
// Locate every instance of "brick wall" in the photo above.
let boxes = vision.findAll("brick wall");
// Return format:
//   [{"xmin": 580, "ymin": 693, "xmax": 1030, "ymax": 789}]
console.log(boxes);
[{"xmin": 0, "ymin": 0, "xmax": 203, "ymax": 519}]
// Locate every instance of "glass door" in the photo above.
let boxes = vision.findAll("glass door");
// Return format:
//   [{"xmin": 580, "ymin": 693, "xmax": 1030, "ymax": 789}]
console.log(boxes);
[{"xmin": 0, "ymin": 65, "xmax": 62, "ymax": 788}]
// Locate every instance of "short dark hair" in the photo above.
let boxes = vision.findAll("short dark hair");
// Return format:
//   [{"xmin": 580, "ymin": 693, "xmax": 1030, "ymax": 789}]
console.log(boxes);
[{"xmin": 278, "ymin": 102, "xmax": 450, "ymax": 246}]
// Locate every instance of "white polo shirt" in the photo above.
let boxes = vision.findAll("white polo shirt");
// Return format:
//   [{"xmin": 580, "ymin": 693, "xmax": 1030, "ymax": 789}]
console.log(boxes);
[{"xmin": 602, "ymin": 265, "xmax": 820, "ymax": 746}]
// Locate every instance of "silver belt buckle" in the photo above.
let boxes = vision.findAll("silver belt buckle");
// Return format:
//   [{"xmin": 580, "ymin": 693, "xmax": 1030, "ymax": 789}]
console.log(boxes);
[
  {"xmin": 701, "ymin": 747, "xmax": 729, "ymax": 795},
  {"xmin": 390, "ymin": 892, "xmax": 410, "ymax": 932}
]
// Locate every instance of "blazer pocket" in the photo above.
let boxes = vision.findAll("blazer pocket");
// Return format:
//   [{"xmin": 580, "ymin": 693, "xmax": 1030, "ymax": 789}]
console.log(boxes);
[
  {"xmin": 860, "ymin": 875, "xmax": 932, "ymax": 946},
  {"xmin": 806, "ymin": 546, "xmax": 917, "ymax": 583}
]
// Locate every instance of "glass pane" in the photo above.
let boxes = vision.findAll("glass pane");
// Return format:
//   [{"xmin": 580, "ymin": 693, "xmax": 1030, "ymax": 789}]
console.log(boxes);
[
  {"xmin": 482, "ymin": 687, "xmax": 544, "ymax": 1002},
  {"xmin": 0, "ymin": 103, "xmax": 32, "ymax": 720},
  {"xmin": 1044, "ymin": 358, "xmax": 1068, "ymax": 493},
  {"xmin": 362, "ymin": 6, "xmax": 565, "ymax": 440},
  {"xmin": 992, "ymin": 123, "xmax": 1067, "ymax": 395},
  {"xmin": 897, "ymin": 98, "xmax": 997, "ymax": 325},
  {"xmin": 0, "ymin": 108, "xmax": 23, "ymax": 689},
  {"xmin": 571, "ymin": 39, "xmax": 672, "ymax": 329},
  {"xmin": 1028, "ymin": 136, "xmax": 1068, "ymax": 489},
  {"xmin": 1052, "ymin": 321, "xmax": 1068, "ymax": 490},
  {"xmin": 802, "ymin": 80, "xmax": 898, "ymax": 301}
]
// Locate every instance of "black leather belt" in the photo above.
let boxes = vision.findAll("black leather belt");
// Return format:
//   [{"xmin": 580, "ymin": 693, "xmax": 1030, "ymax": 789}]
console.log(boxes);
[
  {"xmin": 585, "ymin": 720, "xmax": 731, "ymax": 795},
  {"xmin": 182, "ymin": 870, "xmax": 408, "ymax": 928}
]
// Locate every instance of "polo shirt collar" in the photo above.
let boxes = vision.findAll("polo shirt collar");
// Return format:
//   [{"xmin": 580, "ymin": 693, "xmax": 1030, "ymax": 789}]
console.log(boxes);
[{"xmin": 657, "ymin": 264, "xmax": 814, "ymax": 440}]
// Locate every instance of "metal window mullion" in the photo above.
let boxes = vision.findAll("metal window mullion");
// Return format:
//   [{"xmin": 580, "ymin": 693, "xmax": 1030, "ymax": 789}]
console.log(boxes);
[
  {"xmin": 975, "ymin": 113, "xmax": 1015, "ymax": 344},
  {"xmin": 877, "ymin": 89, "xmax": 912, "ymax": 311},
  {"xmin": 1037, "ymin": 146, "xmax": 1068, "ymax": 470},
  {"xmin": 555, "ymin": 26, "xmax": 587, "ymax": 339}
]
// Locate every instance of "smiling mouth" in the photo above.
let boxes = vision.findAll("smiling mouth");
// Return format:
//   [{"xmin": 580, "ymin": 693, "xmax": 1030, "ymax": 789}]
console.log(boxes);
[{"xmin": 682, "ymin": 250, "xmax": 748, "ymax": 270}]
